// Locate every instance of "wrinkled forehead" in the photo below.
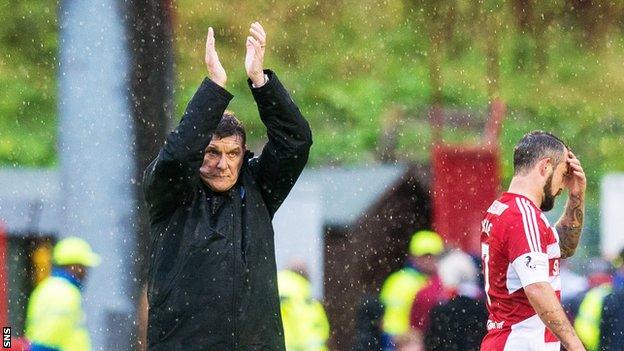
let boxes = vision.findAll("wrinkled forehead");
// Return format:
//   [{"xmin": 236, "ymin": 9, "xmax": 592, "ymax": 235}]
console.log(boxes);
[{"xmin": 206, "ymin": 135, "xmax": 244, "ymax": 150}]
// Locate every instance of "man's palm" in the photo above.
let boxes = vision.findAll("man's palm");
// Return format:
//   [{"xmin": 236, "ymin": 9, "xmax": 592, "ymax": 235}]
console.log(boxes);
[
  {"xmin": 205, "ymin": 27, "xmax": 226, "ymax": 88},
  {"xmin": 564, "ymin": 152, "xmax": 586, "ymax": 197},
  {"xmin": 245, "ymin": 22, "xmax": 266, "ymax": 86},
  {"xmin": 245, "ymin": 43, "xmax": 262, "ymax": 79}
]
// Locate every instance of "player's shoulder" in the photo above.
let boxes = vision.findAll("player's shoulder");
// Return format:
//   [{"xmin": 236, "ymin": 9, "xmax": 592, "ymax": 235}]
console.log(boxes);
[
  {"xmin": 485, "ymin": 194, "xmax": 519, "ymax": 220},
  {"xmin": 487, "ymin": 193, "xmax": 542, "ymax": 221}
]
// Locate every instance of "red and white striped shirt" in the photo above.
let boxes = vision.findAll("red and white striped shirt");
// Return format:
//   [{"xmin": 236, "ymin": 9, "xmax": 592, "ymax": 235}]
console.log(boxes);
[{"xmin": 480, "ymin": 192, "xmax": 562, "ymax": 351}]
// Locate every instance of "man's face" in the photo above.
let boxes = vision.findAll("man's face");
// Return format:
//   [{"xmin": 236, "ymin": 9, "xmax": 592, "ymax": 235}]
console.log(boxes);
[
  {"xmin": 410, "ymin": 254, "xmax": 439, "ymax": 275},
  {"xmin": 540, "ymin": 151, "xmax": 569, "ymax": 211},
  {"xmin": 200, "ymin": 135, "xmax": 245, "ymax": 192},
  {"xmin": 66, "ymin": 264, "xmax": 88, "ymax": 282}
]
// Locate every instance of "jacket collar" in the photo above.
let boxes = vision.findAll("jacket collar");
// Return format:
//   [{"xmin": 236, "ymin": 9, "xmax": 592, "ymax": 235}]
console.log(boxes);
[
  {"xmin": 405, "ymin": 260, "xmax": 423, "ymax": 274},
  {"xmin": 204, "ymin": 182, "xmax": 246, "ymax": 215},
  {"xmin": 52, "ymin": 267, "xmax": 83, "ymax": 290}
]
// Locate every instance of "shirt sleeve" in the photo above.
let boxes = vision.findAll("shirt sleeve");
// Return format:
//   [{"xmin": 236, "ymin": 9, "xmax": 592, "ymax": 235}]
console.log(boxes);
[{"xmin": 507, "ymin": 210, "xmax": 549, "ymax": 287}]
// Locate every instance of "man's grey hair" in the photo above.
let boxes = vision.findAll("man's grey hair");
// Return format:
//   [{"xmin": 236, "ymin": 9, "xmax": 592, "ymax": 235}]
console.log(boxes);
[{"xmin": 212, "ymin": 112, "xmax": 246, "ymax": 145}]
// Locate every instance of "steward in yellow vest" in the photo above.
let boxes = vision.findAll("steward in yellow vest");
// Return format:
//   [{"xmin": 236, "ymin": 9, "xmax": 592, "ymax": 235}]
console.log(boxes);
[
  {"xmin": 379, "ymin": 230, "xmax": 444, "ymax": 338},
  {"xmin": 278, "ymin": 270, "xmax": 330, "ymax": 351},
  {"xmin": 574, "ymin": 282, "xmax": 612, "ymax": 351},
  {"xmin": 25, "ymin": 237, "xmax": 100, "ymax": 351}
]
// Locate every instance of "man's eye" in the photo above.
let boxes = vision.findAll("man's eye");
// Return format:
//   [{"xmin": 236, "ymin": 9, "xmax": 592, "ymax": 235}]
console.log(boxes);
[
  {"xmin": 208, "ymin": 150, "xmax": 219, "ymax": 156},
  {"xmin": 228, "ymin": 151, "xmax": 239, "ymax": 157}
]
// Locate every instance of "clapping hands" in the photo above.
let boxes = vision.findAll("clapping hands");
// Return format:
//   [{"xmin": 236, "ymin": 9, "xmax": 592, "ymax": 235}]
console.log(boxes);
[{"xmin": 204, "ymin": 22, "xmax": 268, "ymax": 89}]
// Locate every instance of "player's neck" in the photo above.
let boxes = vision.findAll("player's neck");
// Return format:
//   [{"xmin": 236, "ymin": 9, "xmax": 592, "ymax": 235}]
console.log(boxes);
[{"xmin": 507, "ymin": 176, "xmax": 543, "ymax": 208}]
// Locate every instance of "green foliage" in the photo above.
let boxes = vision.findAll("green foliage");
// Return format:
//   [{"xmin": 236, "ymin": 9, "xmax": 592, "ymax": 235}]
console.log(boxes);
[
  {"xmin": 0, "ymin": 1, "xmax": 57, "ymax": 166},
  {"xmin": 172, "ymin": 0, "xmax": 624, "ymax": 196}
]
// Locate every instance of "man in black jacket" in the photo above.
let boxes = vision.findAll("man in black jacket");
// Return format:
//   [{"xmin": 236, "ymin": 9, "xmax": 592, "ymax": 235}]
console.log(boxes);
[
  {"xmin": 424, "ymin": 250, "xmax": 487, "ymax": 351},
  {"xmin": 143, "ymin": 22, "xmax": 312, "ymax": 350},
  {"xmin": 600, "ymin": 250, "xmax": 624, "ymax": 350}
]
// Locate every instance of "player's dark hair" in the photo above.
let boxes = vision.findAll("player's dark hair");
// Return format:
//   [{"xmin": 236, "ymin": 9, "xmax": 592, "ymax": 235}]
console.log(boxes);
[
  {"xmin": 212, "ymin": 112, "xmax": 246, "ymax": 146},
  {"xmin": 513, "ymin": 131, "xmax": 568, "ymax": 175}
]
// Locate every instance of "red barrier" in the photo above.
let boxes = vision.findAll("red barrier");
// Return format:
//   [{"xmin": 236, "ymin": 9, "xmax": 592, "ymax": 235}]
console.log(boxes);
[
  {"xmin": 431, "ymin": 100, "xmax": 505, "ymax": 255},
  {"xmin": 12, "ymin": 337, "xmax": 30, "ymax": 350},
  {"xmin": 432, "ymin": 145, "xmax": 501, "ymax": 254},
  {"xmin": 0, "ymin": 221, "xmax": 7, "ymax": 327}
]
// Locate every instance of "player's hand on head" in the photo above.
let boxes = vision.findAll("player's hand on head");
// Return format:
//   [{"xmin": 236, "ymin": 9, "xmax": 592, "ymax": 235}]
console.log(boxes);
[
  {"xmin": 245, "ymin": 22, "xmax": 267, "ymax": 87},
  {"xmin": 205, "ymin": 27, "xmax": 227, "ymax": 88},
  {"xmin": 564, "ymin": 151, "xmax": 586, "ymax": 197}
]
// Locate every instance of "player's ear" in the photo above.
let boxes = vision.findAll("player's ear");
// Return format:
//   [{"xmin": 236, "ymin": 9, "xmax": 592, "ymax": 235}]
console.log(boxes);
[{"xmin": 537, "ymin": 157, "xmax": 551, "ymax": 177}]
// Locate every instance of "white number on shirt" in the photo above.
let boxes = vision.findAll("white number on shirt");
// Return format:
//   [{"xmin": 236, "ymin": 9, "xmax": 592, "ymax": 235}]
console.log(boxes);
[{"xmin": 482, "ymin": 243, "xmax": 491, "ymax": 306}]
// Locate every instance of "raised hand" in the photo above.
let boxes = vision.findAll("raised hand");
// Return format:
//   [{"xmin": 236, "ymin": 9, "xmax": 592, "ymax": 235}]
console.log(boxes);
[
  {"xmin": 205, "ymin": 27, "xmax": 227, "ymax": 88},
  {"xmin": 563, "ymin": 151, "xmax": 586, "ymax": 197},
  {"xmin": 245, "ymin": 22, "xmax": 267, "ymax": 87},
  {"xmin": 557, "ymin": 150, "xmax": 586, "ymax": 259}
]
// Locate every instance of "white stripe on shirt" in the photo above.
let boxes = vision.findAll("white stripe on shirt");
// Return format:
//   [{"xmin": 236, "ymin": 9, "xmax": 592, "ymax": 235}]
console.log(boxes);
[
  {"xmin": 519, "ymin": 198, "xmax": 540, "ymax": 252},
  {"xmin": 515, "ymin": 198, "xmax": 537, "ymax": 252}
]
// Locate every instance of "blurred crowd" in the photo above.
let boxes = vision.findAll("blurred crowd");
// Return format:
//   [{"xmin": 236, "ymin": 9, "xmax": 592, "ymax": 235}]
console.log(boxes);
[
  {"xmin": 349, "ymin": 230, "xmax": 624, "ymax": 351},
  {"xmin": 353, "ymin": 230, "xmax": 486, "ymax": 351}
]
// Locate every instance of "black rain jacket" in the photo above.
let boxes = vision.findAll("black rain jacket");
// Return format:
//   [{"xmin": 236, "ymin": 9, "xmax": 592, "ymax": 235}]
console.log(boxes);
[{"xmin": 143, "ymin": 70, "xmax": 312, "ymax": 350}]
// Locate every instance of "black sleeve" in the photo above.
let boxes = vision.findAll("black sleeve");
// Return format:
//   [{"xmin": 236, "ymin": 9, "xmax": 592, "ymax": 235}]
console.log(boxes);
[
  {"xmin": 247, "ymin": 70, "xmax": 313, "ymax": 217},
  {"xmin": 353, "ymin": 295, "xmax": 383, "ymax": 351},
  {"xmin": 424, "ymin": 305, "xmax": 445, "ymax": 351},
  {"xmin": 600, "ymin": 294, "xmax": 615, "ymax": 351},
  {"xmin": 143, "ymin": 78, "xmax": 233, "ymax": 221}
]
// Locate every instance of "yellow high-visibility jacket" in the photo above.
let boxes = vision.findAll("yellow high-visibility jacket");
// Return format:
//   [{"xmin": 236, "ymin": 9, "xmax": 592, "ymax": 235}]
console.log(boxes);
[
  {"xmin": 25, "ymin": 273, "xmax": 91, "ymax": 351},
  {"xmin": 379, "ymin": 267, "xmax": 428, "ymax": 335},
  {"xmin": 278, "ymin": 270, "xmax": 330, "ymax": 351},
  {"xmin": 575, "ymin": 283, "xmax": 612, "ymax": 351}
]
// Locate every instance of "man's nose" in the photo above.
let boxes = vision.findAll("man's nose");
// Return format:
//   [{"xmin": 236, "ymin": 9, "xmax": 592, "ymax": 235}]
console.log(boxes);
[{"xmin": 217, "ymin": 155, "xmax": 228, "ymax": 170}]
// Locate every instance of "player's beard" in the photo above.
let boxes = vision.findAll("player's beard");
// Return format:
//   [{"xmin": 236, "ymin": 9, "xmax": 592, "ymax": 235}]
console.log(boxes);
[{"xmin": 540, "ymin": 171, "xmax": 556, "ymax": 212}]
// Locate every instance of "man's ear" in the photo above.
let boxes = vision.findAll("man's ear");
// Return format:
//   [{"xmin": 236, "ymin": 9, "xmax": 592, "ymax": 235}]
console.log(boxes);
[{"xmin": 538, "ymin": 158, "xmax": 552, "ymax": 177}]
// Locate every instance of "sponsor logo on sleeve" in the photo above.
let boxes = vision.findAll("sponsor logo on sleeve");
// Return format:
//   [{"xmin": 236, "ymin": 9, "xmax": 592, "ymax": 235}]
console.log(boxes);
[{"xmin": 487, "ymin": 200, "xmax": 509, "ymax": 215}]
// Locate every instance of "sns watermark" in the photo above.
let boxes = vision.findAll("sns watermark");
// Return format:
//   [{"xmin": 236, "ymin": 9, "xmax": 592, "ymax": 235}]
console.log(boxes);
[{"xmin": 2, "ymin": 327, "xmax": 9, "ymax": 348}]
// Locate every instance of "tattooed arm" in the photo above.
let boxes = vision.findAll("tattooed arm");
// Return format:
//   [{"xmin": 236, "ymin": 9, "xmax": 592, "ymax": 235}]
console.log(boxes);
[
  {"xmin": 556, "ymin": 151, "xmax": 586, "ymax": 259},
  {"xmin": 556, "ymin": 193, "xmax": 584, "ymax": 259},
  {"xmin": 525, "ymin": 282, "xmax": 586, "ymax": 351}
]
